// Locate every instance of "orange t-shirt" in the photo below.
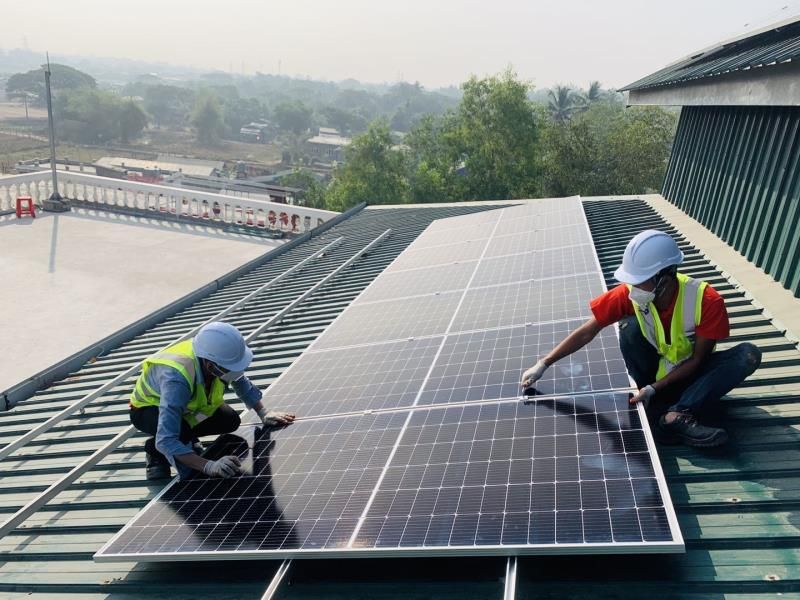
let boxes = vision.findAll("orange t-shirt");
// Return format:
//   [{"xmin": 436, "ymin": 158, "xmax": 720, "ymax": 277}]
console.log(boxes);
[{"xmin": 590, "ymin": 283, "xmax": 730, "ymax": 341}]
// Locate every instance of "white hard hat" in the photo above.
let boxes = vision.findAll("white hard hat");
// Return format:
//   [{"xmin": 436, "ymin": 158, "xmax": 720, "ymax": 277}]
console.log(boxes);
[
  {"xmin": 613, "ymin": 230, "xmax": 684, "ymax": 285},
  {"xmin": 193, "ymin": 322, "xmax": 253, "ymax": 372}
]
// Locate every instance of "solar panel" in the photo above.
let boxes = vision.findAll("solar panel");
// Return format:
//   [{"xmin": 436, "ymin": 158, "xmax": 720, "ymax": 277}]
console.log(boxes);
[
  {"xmin": 450, "ymin": 273, "xmax": 604, "ymax": 333},
  {"xmin": 417, "ymin": 320, "xmax": 631, "ymax": 406},
  {"xmin": 96, "ymin": 197, "xmax": 683, "ymax": 563},
  {"xmin": 471, "ymin": 244, "xmax": 598, "ymax": 288},
  {"xmin": 355, "ymin": 261, "xmax": 477, "ymax": 304},
  {"xmin": 258, "ymin": 336, "xmax": 444, "ymax": 418},
  {"xmin": 96, "ymin": 394, "xmax": 678, "ymax": 560},
  {"xmin": 354, "ymin": 396, "xmax": 675, "ymax": 551},
  {"xmin": 314, "ymin": 290, "xmax": 463, "ymax": 350}
]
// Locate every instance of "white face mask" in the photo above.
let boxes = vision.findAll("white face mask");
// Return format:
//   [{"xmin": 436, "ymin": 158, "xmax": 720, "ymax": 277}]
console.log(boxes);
[
  {"xmin": 220, "ymin": 370, "xmax": 244, "ymax": 384},
  {"xmin": 629, "ymin": 286, "xmax": 656, "ymax": 309}
]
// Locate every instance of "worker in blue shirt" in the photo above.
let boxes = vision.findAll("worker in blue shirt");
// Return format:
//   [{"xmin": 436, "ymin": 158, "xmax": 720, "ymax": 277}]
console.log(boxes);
[{"xmin": 129, "ymin": 322, "xmax": 295, "ymax": 480}]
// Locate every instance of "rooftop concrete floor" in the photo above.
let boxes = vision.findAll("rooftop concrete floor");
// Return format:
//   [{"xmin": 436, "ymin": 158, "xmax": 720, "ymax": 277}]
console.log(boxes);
[{"xmin": 0, "ymin": 208, "xmax": 281, "ymax": 391}]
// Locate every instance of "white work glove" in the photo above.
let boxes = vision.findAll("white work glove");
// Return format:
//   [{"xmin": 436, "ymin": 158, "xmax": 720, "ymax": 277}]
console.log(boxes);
[
  {"xmin": 629, "ymin": 385, "xmax": 656, "ymax": 406},
  {"xmin": 202, "ymin": 455, "xmax": 241, "ymax": 478},
  {"xmin": 521, "ymin": 359, "xmax": 549, "ymax": 389},
  {"xmin": 254, "ymin": 402, "xmax": 296, "ymax": 426}
]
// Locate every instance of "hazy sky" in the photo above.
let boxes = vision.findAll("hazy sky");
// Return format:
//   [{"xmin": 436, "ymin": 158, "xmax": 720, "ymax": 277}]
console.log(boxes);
[{"xmin": 3, "ymin": 0, "xmax": 799, "ymax": 88}]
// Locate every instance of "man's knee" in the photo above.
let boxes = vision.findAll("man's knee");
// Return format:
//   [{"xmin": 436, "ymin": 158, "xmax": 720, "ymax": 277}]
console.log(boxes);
[
  {"xmin": 736, "ymin": 342, "xmax": 762, "ymax": 376},
  {"xmin": 218, "ymin": 405, "xmax": 241, "ymax": 433}
]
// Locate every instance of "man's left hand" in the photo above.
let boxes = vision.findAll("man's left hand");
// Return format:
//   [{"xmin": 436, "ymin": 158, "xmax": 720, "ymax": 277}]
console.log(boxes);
[
  {"xmin": 629, "ymin": 385, "xmax": 656, "ymax": 405},
  {"xmin": 254, "ymin": 402, "xmax": 295, "ymax": 426}
]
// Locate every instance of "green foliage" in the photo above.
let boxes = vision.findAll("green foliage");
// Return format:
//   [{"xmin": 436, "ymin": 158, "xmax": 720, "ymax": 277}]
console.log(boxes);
[
  {"xmin": 143, "ymin": 84, "xmax": 195, "ymax": 127},
  {"xmin": 319, "ymin": 106, "xmax": 368, "ymax": 135},
  {"xmin": 118, "ymin": 100, "xmax": 148, "ymax": 143},
  {"xmin": 547, "ymin": 85, "xmax": 579, "ymax": 123},
  {"xmin": 279, "ymin": 168, "xmax": 327, "ymax": 209},
  {"xmin": 56, "ymin": 89, "xmax": 146, "ymax": 145},
  {"xmin": 273, "ymin": 101, "xmax": 313, "ymax": 135},
  {"xmin": 541, "ymin": 102, "xmax": 677, "ymax": 196},
  {"xmin": 6, "ymin": 64, "xmax": 96, "ymax": 105},
  {"xmin": 326, "ymin": 121, "xmax": 409, "ymax": 211},
  {"xmin": 191, "ymin": 94, "xmax": 224, "ymax": 144},
  {"xmin": 451, "ymin": 69, "xmax": 541, "ymax": 200},
  {"xmin": 222, "ymin": 96, "xmax": 267, "ymax": 137}
]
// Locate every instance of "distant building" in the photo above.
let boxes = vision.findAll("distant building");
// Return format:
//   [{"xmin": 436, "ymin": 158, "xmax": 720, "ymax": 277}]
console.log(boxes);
[
  {"xmin": 94, "ymin": 155, "xmax": 223, "ymax": 179},
  {"xmin": 239, "ymin": 120, "xmax": 276, "ymax": 144},
  {"xmin": 305, "ymin": 128, "xmax": 351, "ymax": 162}
]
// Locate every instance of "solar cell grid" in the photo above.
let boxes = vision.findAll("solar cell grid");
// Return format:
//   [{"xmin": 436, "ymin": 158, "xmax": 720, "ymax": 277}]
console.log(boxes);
[
  {"xmin": 424, "ymin": 209, "xmax": 503, "ymax": 232},
  {"xmin": 405, "ymin": 223, "xmax": 493, "ymax": 250},
  {"xmin": 99, "ymin": 412, "xmax": 409, "ymax": 557},
  {"xmin": 387, "ymin": 238, "xmax": 490, "ymax": 272},
  {"xmin": 314, "ymin": 290, "xmax": 462, "ymax": 350},
  {"xmin": 484, "ymin": 227, "xmax": 592, "ymax": 258},
  {"xmin": 353, "ymin": 396, "xmax": 674, "ymax": 550},
  {"xmin": 261, "ymin": 336, "xmax": 444, "ymax": 417},
  {"xmin": 417, "ymin": 320, "xmax": 631, "ymax": 406},
  {"xmin": 450, "ymin": 273, "xmax": 604, "ymax": 333},
  {"xmin": 471, "ymin": 244, "xmax": 598, "ymax": 288},
  {"xmin": 355, "ymin": 261, "xmax": 477, "ymax": 304}
]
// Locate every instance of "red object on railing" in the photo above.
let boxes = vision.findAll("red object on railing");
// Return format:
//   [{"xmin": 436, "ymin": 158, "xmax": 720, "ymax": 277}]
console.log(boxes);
[
  {"xmin": 245, "ymin": 209, "xmax": 254, "ymax": 226},
  {"xmin": 16, "ymin": 196, "xmax": 35, "ymax": 219}
]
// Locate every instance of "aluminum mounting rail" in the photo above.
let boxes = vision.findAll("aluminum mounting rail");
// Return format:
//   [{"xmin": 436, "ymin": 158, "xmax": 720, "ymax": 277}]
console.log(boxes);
[
  {"xmin": 503, "ymin": 557, "xmax": 517, "ymax": 600},
  {"xmin": 0, "ymin": 231, "xmax": 390, "ymax": 540},
  {"xmin": 261, "ymin": 560, "xmax": 292, "ymax": 600},
  {"xmin": 0, "ymin": 236, "xmax": 344, "ymax": 463}
]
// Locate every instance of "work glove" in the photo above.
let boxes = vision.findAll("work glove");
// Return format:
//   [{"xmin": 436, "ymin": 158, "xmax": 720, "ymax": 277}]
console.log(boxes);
[
  {"xmin": 521, "ymin": 360, "xmax": 549, "ymax": 389},
  {"xmin": 202, "ymin": 455, "xmax": 241, "ymax": 478},
  {"xmin": 254, "ymin": 402, "xmax": 296, "ymax": 426},
  {"xmin": 629, "ymin": 385, "xmax": 656, "ymax": 406}
]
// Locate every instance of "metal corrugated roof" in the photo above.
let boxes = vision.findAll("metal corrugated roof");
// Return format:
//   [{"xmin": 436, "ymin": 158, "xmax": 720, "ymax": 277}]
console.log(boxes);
[
  {"xmin": 621, "ymin": 18, "xmax": 800, "ymax": 92},
  {"xmin": 1, "ymin": 198, "xmax": 799, "ymax": 597}
]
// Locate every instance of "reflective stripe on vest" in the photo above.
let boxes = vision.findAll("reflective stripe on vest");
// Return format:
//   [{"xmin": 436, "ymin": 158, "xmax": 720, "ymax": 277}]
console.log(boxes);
[
  {"xmin": 129, "ymin": 339, "xmax": 226, "ymax": 427},
  {"xmin": 628, "ymin": 273, "xmax": 707, "ymax": 380}
]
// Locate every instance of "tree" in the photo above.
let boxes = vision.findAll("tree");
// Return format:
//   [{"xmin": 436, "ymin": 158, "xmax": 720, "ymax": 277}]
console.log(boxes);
[
  {"xmin": 326, "ymin": 121, "xmax": 409, "ymax": 211},
  {"xmin": 320, "ymin": 106, "xmax": 367, "ymax": 135},
  {"xmin": 450, "ymin": 69, "xmax": 541, "ymax": 200},
  {"xmin": 547, "ymin": 85, "xmax": 578, "ymax": 123},
  {"xmin": 118, "ymin": 100, "xmax": 148, "ymax": 143},
  {"xmin": 143, "ymin": 84, "xmax": 195, "ymax": 128},
  {"xmin": 222, "ymin": 96, "xmax": 267, "ymax": 138},
  {"xmin": 586, "ymin": 81, "xmax": 603, "ymax": 103},
  {"xmin": 273, "ymin": 101, "xmax": 313, "ymax": 135},
  {"xmin": 191, "ymin": 94, "xmax": 224, "ymax": 144},
  {"xmin": 279, "ymin": 168, "xmax": 327, "ymax": 209},
  {"xmin": 57, "ymin": 88, "xmax": 120, "ymax": 144},
  {"xmin": 541, "ymin": 102, "xmax": 677, "ymax": 196},
  {"xmin": 6, "ymin": 64, "xmax": 96, "ymax": 105}
]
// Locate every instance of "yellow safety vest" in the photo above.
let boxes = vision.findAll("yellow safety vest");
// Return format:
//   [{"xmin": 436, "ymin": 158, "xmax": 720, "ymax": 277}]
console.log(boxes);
[
  {"xmin": 130, "ymin": 339, "xmax": 227, "ymax": 427},
  {"xmin": 628, "ymin": 272, "xmax": 707, "ymax": 380}
]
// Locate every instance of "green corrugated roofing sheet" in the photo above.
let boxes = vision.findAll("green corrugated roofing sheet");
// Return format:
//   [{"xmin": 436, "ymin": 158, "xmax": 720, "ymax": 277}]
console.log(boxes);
[
  {"xmin": 1, "ymin": 199, "xmax": 799, "ymax": 598},
  {"xmin": 621, "ymin": 19, "xmax": 800, "ymax": 92}
]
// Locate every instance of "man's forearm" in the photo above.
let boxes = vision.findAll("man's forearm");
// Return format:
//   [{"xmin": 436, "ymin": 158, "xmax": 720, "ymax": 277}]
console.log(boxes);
[
  {"xmin": 175, "ymin": 451, "xmax": 208, "ymax": 472},
  {"xmin": 651, "ymin": 358, "xmax": 701, "ymax": 393},
  {"xmin": 545, "ymin": 324, "xmax": 599, "ymax": 365}
]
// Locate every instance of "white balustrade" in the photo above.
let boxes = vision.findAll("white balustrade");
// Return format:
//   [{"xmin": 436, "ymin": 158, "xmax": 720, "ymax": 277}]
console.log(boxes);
[{"xmin": 0, "ymin": 171, "xmax": 338, "ymax": 234}]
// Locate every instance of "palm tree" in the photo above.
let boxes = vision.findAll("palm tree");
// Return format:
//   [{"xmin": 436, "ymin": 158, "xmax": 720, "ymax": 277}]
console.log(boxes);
[
  {"xmin": 548, "ymin": 86, "xmax": 578, "ymax": 123},
  {"xmin": 586, "ymin": 81, "xmax": 603, "ymax": 103}
]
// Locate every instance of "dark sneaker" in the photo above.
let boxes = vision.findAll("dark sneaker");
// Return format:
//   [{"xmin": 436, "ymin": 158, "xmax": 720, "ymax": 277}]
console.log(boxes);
[
  {"xmin": 658, "ymin": 413, "xmax": 728, "ymax": 448},
  {"xmin": 145, "ymin": 452, "xmax": 171, "ymax": 480}
]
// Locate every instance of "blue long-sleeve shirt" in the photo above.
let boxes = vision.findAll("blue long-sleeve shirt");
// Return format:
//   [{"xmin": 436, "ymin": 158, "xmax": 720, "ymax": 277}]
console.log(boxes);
[{"xmin": 148, "ymin": 363, "xmax": 262, "ymax": 479}]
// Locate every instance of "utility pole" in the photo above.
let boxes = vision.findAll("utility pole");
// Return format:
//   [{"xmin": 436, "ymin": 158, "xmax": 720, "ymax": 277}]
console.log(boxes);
[{"xmin": 42, "ymin": 53, "xmax": 69, "ymax": 212}]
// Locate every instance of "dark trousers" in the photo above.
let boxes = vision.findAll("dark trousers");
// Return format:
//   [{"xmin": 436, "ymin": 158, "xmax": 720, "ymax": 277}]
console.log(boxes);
[
  {"xmin": 618, "ymin": 316, "xmax": 762, "ymax": 418},
  {"xmin": 129, "ymin": 403, "xmax": 241, "ymax": 462}
]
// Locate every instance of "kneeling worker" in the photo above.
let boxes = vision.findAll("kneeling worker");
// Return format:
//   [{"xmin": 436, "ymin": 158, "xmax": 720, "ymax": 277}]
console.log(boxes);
[
  {"xmin": 522, "ymin": 230, "xmax": 762, "ymax": 447},
  {"xmin": 130, "ymin": 321, "xmax": 295, "ymax": 480}
]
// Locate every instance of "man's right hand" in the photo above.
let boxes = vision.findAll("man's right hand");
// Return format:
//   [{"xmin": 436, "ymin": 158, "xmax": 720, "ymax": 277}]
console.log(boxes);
[
  {"xmin": 202, "ymin": 455, "xmax": 242, "ymax": 478},
  {"xmin": 521, "ymin": 359, "xmax": 549, "ymax": 389}
]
